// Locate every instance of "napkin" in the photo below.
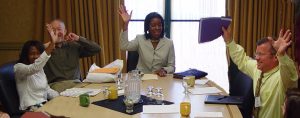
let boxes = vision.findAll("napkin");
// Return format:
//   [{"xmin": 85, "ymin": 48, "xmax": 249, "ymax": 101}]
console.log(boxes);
[
  {"xmin": 188, "ymin": 87, "xmax": 222, "ymax": 95},
  {"xmin": 143, "ymin": 104, "xmax": 179, "ymax": 114}
]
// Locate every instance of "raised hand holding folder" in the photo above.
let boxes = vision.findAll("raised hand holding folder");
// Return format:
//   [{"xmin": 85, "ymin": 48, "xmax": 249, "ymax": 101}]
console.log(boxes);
[{"xmin": 198, "ymin": 17, "xmax": 232, "ymax": 43}]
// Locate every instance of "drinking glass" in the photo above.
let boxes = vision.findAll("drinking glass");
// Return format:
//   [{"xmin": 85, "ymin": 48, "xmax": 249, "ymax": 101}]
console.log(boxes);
[
  {"xmin": 182, "ymin": 77, "xmax": 191, "ymax": 95},
  {"xmin": 123, "ymin": 97, "xmax": 134, "ymax": 113},
  {"xmin": 115, "ymin": 73, "xmax": 123, "ymax": 90},
  {"xmin": 146, "ymin": 86, "xmax": 154, "ymax": 101},
  {"xmin": 102, "ymin": 86, "xmax": 110, "ymax": 99},
  {"xmin": 155, "ymin": 87, "xmax": 164, "ymax": 105}
]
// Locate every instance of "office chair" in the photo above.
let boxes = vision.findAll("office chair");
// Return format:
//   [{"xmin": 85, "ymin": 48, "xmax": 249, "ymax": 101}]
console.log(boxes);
[
  {"xmin": 127, "ymin": 51, "xmax": 139, "ymax": 72},
  {"xmin": 0, "ymin": 61, "xmax": 24, "ymax": 118},
  {"xmin": 228, "ymin": 59, "xmax": 254, "ymax": 118}
]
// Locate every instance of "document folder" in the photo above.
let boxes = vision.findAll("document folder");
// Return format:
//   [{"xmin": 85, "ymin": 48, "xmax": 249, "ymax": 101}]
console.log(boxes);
[
  {"xmin": 173, "ymin": 68, "xmax": 207, "ymax": 79},
  {"xmin": 198, "ymin": 17, "xmax": 231, "ymax": 43},
  {"xmin": 204, "ymin": 95, "xmax": 243, "ymax": 105}
]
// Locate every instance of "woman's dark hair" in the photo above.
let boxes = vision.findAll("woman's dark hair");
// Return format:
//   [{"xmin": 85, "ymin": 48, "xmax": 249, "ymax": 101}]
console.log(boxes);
[
  {"xmin": 144, "ymin": 12, "xmax": 164, "ymax": 39},
  {"xmin": 284, "ymin": 88, "xmax": 300, "ymax": 118},
  {"xmin": 18, "ymin": 40, "xmax": 45, "ymax": 64}
]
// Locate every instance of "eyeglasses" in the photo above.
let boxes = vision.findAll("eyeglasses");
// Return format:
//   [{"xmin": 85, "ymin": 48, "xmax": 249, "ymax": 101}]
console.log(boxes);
[{"xmin": 254, "ymin": 52, "xmax": 274, "ymax": 58}]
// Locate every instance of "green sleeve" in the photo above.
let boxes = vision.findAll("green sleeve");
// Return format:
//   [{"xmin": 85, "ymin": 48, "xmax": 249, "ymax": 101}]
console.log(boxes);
[
  {"xmin": 278, "ymin": 54, "xmax": 298, "ymax": 89},
  {"xmin": 227, "ymin": 41, "xmax": 257, "ymax": 78}
]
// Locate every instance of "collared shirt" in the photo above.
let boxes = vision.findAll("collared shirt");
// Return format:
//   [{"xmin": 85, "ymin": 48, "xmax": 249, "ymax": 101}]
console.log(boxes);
[
  {"xmin": 120, "ymin": 30, "xmax": 175, "ymax": 73},
  {"xmin": 44, "ymin": 37, "xmax": 101, "ymax": 83},
  {"xmin": 227, "ymin": 41, "xmax": 298, "ymax": 118},
  {"xmin": 14, "ymin": 52, "xmax": 59, "ymax": 110}
]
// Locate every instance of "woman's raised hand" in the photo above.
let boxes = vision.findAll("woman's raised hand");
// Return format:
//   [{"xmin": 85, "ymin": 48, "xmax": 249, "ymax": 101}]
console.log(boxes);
[{"xmin": 118, "ymin": 5, "xmax": 132, "ymax": 30}]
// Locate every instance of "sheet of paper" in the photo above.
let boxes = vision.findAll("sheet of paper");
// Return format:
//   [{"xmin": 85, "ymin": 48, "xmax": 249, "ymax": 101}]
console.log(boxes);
[
  {"xmin": 141, "ymin": 74, "xmax": 158, "ymax": 80},
  {"xmin": 188, "ymin": 87, "xmax": 222, "ymax": 95},
  {"xmin": 60, "ymin": 88, "xmax": 102, "ymax": 97},
  {"xmin": 195, "ymin": 79, "xmax": 209, "ymax": 85},
  {"xmin": 118, "ymin": 89, "xmax": 124, "ymax": 95},
  {"xmin": 143, "ymin": 105, "xmax": 179, "ymax": 114},
  {"xmin": 194, "ymin": 112, "xmax": 223, "ymax": 118}
]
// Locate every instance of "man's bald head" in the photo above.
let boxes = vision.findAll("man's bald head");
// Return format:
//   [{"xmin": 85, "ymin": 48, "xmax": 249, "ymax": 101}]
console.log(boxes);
[{"xmin": 50, "ymin": 19, "xmax": 67, "ymax": 43}]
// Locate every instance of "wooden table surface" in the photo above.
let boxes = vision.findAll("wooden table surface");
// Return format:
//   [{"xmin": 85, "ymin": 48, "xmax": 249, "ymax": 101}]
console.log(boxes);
[{"xmin": 38, "ymin": 74, "xmax": 242, "ymax": 118}]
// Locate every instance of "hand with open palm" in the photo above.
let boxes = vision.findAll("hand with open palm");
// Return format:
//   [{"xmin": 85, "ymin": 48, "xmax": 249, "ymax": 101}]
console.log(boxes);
[
  {"xmin": 273, "ymin": 29, "xmax": 292, "ymax": 56},
  {"xmin": 118, "ymin": 5, "xmax": 132, "ymax": 31},
  {"xmin": 46, "ymin": 24, "xmax": 58, "ymax": 43},
  {"xmin": 45, "ymin": 24, "xmax": 57, "ymax": 54}
]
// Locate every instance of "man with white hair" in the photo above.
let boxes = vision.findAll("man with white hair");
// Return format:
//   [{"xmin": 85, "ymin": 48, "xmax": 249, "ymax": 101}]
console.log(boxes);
[{"xmin": 44, "ymin": 19, "xmax": 101, "ymax": 92}]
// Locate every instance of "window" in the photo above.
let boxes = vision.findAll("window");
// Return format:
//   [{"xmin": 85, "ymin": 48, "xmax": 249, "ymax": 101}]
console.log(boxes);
[{"xmin": 125, "ymin": 0, "xmax": 229, "ymax": 92}]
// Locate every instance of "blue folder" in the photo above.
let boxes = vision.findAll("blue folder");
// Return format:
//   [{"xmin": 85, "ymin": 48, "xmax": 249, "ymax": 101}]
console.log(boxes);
[
  {"xmin": 198, "ymin": 17, "xmax": 232, "ymax": 43},
  {"xmin": 204, "ymin": 95, "xmax": 243, "ymax": 105},
  {"xmin": 173, "ymin": 69, "xmax": 207, "ymax": 79}
]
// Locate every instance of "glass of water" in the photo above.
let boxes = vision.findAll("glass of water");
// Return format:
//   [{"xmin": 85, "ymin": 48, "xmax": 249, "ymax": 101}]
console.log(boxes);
[
  {"xmin": 102, "ymin": 85, "xmax": 110, "ymax": 99},
  {"xmin": 115, "ymin": 73, "xmax": 123, "ymax": 90},
  {"xmin": 123, "ymin": 97, "xmax": 134, "ymax": 113},
  {"xmin": 155, "ymin": 87, "xmax": 164, "ymax": 105},
  {"xmin": 182, "ymin": 77, "xmax": 191, "ymax": 95}
]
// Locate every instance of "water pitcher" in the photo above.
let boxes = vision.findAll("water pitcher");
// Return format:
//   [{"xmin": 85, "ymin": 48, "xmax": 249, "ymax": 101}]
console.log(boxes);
[{"xmin": 124, "ymin": 70, "xmax": 141, "ymax": 103}]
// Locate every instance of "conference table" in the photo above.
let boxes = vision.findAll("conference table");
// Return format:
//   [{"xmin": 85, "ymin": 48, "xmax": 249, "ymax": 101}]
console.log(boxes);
[{"xmin": 37, "ymin": 74, "xmax": 242, "ymax": 118}]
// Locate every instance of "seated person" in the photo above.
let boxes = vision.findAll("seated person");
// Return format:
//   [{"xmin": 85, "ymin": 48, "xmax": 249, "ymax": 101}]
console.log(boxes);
[
  {"xmin": 43, "ymin": 19, "xmax": 101, "ymax": 92},
  {"xmin": 119, "ymin": 5, "xmax": 175, "ymax": 77},
  {"xmin": 14, "ymin": 37, "xmax": 59, "ymax": 111},
  {"xmin": 222, "ymin": 27, "xmax": 298, "ymax": 118},
  {"xmin": 0, "ymin": 111, "xmax": 9, "ymax": 118},
  {"xmin": 282, "ymin": 88, "xmax": 300, "ymax": 118}
]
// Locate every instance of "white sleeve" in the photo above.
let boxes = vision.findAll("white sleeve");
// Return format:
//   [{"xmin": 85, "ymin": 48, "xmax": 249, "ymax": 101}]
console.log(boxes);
[
  {"xmin": 14, "ymin": 51, "xmax": 51, "ymax": 79},
  {"xmin": 46, "ymin": 86, "xmax": 59, "ymax": 99}
]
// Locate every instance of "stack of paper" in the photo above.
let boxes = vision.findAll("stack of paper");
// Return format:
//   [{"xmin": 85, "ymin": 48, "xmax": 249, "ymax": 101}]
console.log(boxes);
[
  {"xmin": 141, "ymin": 74, "xmax": 158, "ymax": 80},
  {"xmin": 195, "ymin": 79, "xmax": 209, "ymax": 85},
  {"xmin": 188, "ymin": 87, "xmax": 222, "ymax": 95},
  {"xmin": 91, "ymin": 67, "xmax": 119, "ymax": 74},
  {"xmin": 194, "ymin": 112, "xmax": 223, "ymax": 118},
  {"xmin": 198, "ymin": 17, "xmax": 231, "ymax": 43},
  {"xmin": 60, "ymin": 88, "xmax": 102, "ymax": 97},
  {"xmin": 84, "ymin": 59, "xmax": 123, "ymax": 83},
  {"xmin": 143, "ymin": 105, "xmax": 179, "ymax": 114}
]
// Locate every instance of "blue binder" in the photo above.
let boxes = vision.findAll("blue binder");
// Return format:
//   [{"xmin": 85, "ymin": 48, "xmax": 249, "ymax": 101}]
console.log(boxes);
[
  {"xmin": 198, "ymin": 17, "xmax": 232, "ymax": 43},
  {"xmin": 204, "ymin": 95, "xmax": 243, "ymax": 105}
]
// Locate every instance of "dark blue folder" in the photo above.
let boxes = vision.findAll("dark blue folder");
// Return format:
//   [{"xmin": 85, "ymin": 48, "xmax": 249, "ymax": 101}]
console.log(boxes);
[
  {"xmin": 204, "ymin": 95, "xmax": 243, "ymax": 105},
  {"xmin": 198, "ymin": 17, "xmax": 231, "ymax": 43},
  {"xmin": 173, "ymin": 69, "xmax": 207, "ymax": 79}
]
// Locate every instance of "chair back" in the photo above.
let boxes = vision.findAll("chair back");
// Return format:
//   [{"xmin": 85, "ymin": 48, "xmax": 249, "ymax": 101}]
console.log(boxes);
[
  {"xmin": 0, "ymin": 61, "xmax": 24, "ymax": 117},
  {"xmin": 228, "ymin": 59, "xmax": 254, "ymax": 118},
  {"xmin": 127, "ymin": 51, "xmax": 139, "ymax": 72}
]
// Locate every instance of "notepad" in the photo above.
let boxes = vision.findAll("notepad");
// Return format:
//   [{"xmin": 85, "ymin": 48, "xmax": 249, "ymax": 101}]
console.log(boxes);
[
  {"xmin": 60, "ymin": 88, "xmax": 102, "ymax": 97},
  {"xmin": 198, "ymin": 17, "xmax": 231, "ymax": 43},
  {"xmin": 194, "ymin": 112, "xmax": 223, "ymax": 118},
  {"xmin": 195, "ymin": 79, "xmax": 209, "ymax": 85},
  {"xmin": 143, "ymin": 105, "xmax": 179, "ymax": 114},
  {"xmin": 118, "ymin": 89, "xmax": 124, "ymax": 95},
  {"xmin": 141, "ymin": 74, "xmax": 158, "ymax": 80},
  {"xmin": 188, "ymin": 87, "xmax": 222, "ymax": 95}
]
